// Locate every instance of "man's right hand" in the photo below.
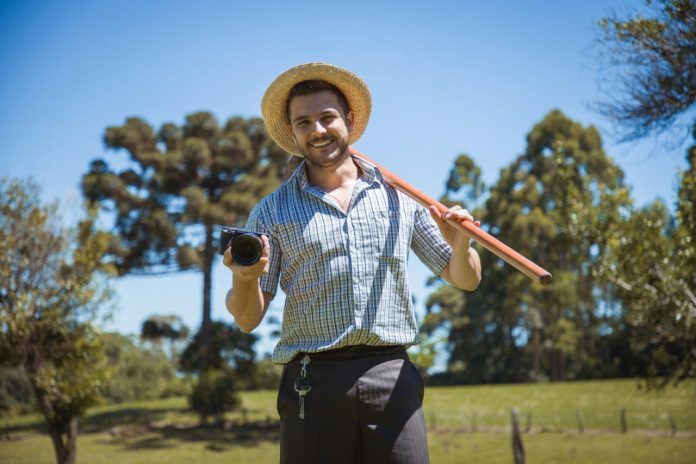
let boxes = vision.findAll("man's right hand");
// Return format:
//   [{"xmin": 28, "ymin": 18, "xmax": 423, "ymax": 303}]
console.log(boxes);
[{"xmin": 223, "ymin": 234, "xmax": 271, "ymax": 282}]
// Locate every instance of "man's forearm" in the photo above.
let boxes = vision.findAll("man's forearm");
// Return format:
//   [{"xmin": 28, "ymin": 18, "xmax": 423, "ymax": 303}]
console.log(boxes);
[
  {"xmin": 226, "ymin": 275, "xmax": 265, "ymax": 332},
  {"xmin": 447, "ymin": 243, "xmax": 481, "ymax": 291}
]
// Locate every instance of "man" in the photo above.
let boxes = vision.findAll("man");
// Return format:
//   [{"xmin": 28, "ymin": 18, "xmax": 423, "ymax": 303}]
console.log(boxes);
[{"xmin": 225, "ymin": 63, "xmax": 481, "ymax": 464}]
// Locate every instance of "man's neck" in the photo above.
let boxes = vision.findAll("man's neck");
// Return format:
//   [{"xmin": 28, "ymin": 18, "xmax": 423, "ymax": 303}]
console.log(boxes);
[{"xmin": 305, "ymin": 152, "xmax": 360, "ymax": 192}]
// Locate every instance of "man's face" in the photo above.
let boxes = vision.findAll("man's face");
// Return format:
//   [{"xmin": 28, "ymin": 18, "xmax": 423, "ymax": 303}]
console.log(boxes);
[{"xmin": 288, "ymin": 90, "xmax": 354, "ymax": 167}]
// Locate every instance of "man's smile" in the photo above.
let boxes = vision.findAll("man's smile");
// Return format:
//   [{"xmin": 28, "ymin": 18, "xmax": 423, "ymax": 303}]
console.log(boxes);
[{"xmin": 309, "ymin": 138, "xmax": 334, "ymax": 149}]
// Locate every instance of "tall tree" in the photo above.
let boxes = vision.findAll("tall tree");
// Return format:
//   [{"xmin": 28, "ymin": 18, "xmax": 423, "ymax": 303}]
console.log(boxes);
[
  {"xmin": 425, "ymin": 111, "xmax": 632, "ymax": 383},
  {"xmin": 595, "ymin": 1, "xmax": 696, "ymax": 388},
  {"xmin": 600, "ymin": 131, "xmax": 696, "ymax": 388},
  {"xmin": 81, "ymin": 113, "xmax": 287, "ymax": 368},
  {"xmin": 0, "ymin": 178, "xmax": 113, "ymax": 464},
  {"xmin": 596, "ymin": 0, "xmax": 696, "ymax": 142}
]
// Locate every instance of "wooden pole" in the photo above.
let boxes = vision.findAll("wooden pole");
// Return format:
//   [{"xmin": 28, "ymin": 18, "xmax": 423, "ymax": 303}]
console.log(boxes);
[
  {"xmin": 350, "ymin": 148, "xmax": 552, "ymax": 286},
  {"xmin": 668, "ymin": 412, "xmax": 677, "ymax": 437},
  {"xmin": 576, "ymin": 410, "xmax": 584, "ymax": 434},
  {"xmin": 511, "ymin": 408, "xmax": 526, "ymax": 464},
  {"xmin": 525, "ymin": 412, "xmax": 532, "ymax": 433}
]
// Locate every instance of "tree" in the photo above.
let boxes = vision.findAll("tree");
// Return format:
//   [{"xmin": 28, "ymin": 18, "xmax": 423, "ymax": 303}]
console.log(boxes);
[
  {"xmin": 424, "ymin": 111, "xmax": 632, "ymax": 383},
  {"xmin": 0, "ymin": 367, "xmax": 34, "ymax": 415},
  {"xmin": 600, "ymin": 131, "xmax": 696, "ymax": 388},
  {"xmin": 596, "ymin": 0, "xmax": 696, "ymax": 142},
  {"xmin": 0, "ymin": 178, "xmax": 113, "ymax": 464},
  {"xmin": 81, "ymin": 113, "xmax": 288, "ymax": 369},
  {"xmin": 140, "ymin": 314, "xmax": 190, "ymax": 362},
  {"xmin": 179, "ymin": 320, "xmax": 258, "ymax": 416},
  {"xmin": 188, "ymin": 369, "xmax": 239, "ymax": 424},
  {"xmin": 595, "ymin": 1, "xmax": 696, "ymax": 387},
  {"xmin": 179, "ymin": 320, "xmax": 257, "ymax": 378},
  {"xmin": 101, "ymin": 332, "xmax": 185, "ymax": 403},
  {"xmin": 141, "ymin": 314, "xmax": 189, "ymax": 342}
]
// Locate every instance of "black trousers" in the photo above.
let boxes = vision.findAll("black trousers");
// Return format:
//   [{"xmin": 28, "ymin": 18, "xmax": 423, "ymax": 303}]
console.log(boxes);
[{"xmin": 277, "ymin": 346, "xmax": 430, "ymax": 464}]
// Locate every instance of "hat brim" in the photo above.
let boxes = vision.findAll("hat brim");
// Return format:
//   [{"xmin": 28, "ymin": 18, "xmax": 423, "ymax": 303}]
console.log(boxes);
[{"xmin": 261, "ymin": 63, "xmax": 372, "ymax": 157}]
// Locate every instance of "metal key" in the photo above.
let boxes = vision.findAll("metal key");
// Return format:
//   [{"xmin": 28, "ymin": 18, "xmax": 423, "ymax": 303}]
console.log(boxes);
[
  {"xmin": 294, "ymin": 380, "xmax": 311, "ymax": 419},
  {"xmin": 294, "ymin": 354, "xmax": 312, "ymax": 419}
]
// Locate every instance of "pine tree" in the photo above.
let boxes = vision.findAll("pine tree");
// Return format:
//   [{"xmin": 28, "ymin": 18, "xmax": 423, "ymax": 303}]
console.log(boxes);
[{"xmin": 81, "ymin": 113, "xmax": 288, "ymax": 368}]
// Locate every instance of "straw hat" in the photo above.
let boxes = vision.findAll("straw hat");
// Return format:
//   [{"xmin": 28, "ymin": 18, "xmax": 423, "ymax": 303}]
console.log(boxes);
[{"xmin": 261, "ymin": 62, "xmax": 372, "ymax": 157}]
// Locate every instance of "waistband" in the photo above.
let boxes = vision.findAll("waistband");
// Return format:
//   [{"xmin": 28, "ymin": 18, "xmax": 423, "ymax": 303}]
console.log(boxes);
[{"xmin": 291, "ymin": 344, "xmax": 406, "ymax": 362}]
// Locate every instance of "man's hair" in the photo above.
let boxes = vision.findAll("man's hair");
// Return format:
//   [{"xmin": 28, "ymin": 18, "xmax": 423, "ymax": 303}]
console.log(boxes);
[{"xmin": 286, "ymin": 80, "xmax": 350, "ymax": 121}]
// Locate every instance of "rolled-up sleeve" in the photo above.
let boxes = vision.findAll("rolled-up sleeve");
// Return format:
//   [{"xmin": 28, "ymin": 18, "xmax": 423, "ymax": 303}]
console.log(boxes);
[
  {"xmin": 244, "ymin": 201, "xmax": 281, "ymax": 297},
  {"xmin": 410, "ymin": 203, "xmax": 452, "ymax": 276}
]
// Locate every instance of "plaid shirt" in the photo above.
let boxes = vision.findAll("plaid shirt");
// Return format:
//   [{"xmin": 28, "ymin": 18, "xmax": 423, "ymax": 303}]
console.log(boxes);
[{"xmin": 245, "ymin": 157, "xmax": 452, "ymax": 364}]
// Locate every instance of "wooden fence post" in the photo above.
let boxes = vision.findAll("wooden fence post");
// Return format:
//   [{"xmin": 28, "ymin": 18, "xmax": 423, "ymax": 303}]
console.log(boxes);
[
  {"xmin": 511, "ymin": 408, "xmax": 526, "ymax": 464},
  {"xmin": 576, "ymin": 410, "xmax": 584, "ymax": 434},
  {"xmin": 620, "ymin": 408, "xmax": 627, "ymax": 434},
  {"xmin": 668, "ymin": 412, "xmax": 677, "ymax": 437},
  {"xmin": 525, "ymin": 412, "xmax": 532, "ymax": 433}
]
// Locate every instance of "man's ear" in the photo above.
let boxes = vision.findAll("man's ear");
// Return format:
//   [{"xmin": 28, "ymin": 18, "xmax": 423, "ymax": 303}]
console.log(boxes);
[{"xmin": 346, "ymin": 110, "xmax": 354, "ymax": 132}]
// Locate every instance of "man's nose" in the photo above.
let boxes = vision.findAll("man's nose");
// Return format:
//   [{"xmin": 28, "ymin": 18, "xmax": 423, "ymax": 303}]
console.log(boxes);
[{"xmin": 311, "ymin": 120, "xmax": 327, "ymax": 134}]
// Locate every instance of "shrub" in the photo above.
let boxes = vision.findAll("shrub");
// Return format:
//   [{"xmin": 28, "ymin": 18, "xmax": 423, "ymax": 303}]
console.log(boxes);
[{"xmin": 188, "ymin": 369, "xmax": 240, "ymax": 423}]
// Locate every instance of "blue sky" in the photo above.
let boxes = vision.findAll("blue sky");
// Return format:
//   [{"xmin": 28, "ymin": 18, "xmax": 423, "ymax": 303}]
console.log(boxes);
[{"xmin": 1, "ymin": 0, "xmax": 690, "ymax": 357}]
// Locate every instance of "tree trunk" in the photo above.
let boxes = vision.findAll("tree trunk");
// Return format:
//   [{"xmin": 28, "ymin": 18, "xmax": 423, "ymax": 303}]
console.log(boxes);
[
  {"xmin": 200, "ymin": 223, "xmax": 215, "ymax": 370},
  {"xmin": 531, "ymin": 328, "xmax": 541, "ymax": 379},
  {"xmin": 32, "ymin": 380, "xmax": 78, "ymax": 464},
  {"xmin": 550, "ymin": 349, "xmax": 567, "ymax": 381},
  {"xmin": 47, "ymin": 418, "xmax": 77, "ymax": 464}
]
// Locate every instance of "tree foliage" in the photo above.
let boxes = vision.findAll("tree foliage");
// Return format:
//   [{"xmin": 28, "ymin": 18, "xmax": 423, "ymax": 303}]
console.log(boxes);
[
  {"xmin": 425, "ymin": 110, "xmax": 696, "ymax": 388},
  {"xmin": 179, "ymin": 320, "xmax": 258, "ymax": 416},
  {"xmin": 425, "ymin": 111, "xmax": 632, "ymax": 383},
  {"xmin": 596, "ymin": 0, "xmax": 696, "ymax": 141},
  {"xmin": 600, "ymin": 131, "xmax": 696, "ymax": 388},
  {"xmin": 0, "ymin": 367, "xmax": 34, "ymax": 415},
  {"xmin": 179, "ymin": 321, "xmax": 257, "ymax": 378},
  {"xmin": 188, "ymin": 369, "xmax": 240, "ymax": 423},
  {"xmin": 81, "ymin": 113, "xmax": 288, "ymax": 368},
  {"xmin": 0, "ymin": 178, "xmax": 113, "ymax": 464},
  {"xmin": 101, "ymin": 332, "xmax": 187, "ymax": 403}
]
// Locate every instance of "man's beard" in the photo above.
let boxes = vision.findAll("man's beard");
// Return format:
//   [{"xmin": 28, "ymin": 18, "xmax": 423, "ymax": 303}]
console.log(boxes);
[{"xmin": 300, "ymin": 136, "xmax": 350, "ymax": 168}]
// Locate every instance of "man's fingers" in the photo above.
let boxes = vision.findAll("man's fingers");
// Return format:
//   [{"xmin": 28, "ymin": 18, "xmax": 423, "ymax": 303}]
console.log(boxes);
[
  {"xmin": 444, "ymin": 208, "xmax": 474, "ymax": 222},
  {"xmin": 260, "ymin": 234, "xmax": 271, "ymax": 258},
  {"xmin": 258, "ymin": 256, "xmax": 270, "ymax": 275},
  {"xmin": 223, "ymin": 247, "xmax": 234, "ymax": 266},
  {"xmin": 429, "ymin": 205, "xmax": 444, "ymax": 222}
]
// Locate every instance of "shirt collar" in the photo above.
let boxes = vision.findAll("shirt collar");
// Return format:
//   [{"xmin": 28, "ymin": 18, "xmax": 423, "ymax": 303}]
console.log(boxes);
[{"xmin": 291, "ymin": 154, "xmax": 383, "ymax": 192}]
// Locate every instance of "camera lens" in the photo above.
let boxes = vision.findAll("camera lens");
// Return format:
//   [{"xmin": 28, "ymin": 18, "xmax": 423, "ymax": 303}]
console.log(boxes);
[{"xmin": 232, "ymin": 234, "xmax": 263, "ymax": 266}]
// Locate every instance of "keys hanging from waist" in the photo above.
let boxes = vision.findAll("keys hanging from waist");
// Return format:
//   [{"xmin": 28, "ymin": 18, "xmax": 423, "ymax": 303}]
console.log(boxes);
[{"xmin": 294, "ymin": 354, "xmax": 311, "ymax": 420}]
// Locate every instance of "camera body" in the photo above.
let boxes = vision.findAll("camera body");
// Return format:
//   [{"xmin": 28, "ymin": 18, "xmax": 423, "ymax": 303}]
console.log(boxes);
[{"xmin": 217, "ymin": 226, "xmax": 264, "ymax": 266}]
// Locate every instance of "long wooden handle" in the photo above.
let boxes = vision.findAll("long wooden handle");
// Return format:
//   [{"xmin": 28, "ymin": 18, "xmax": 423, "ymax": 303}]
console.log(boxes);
[{"xmin": 350, "ymin": 147, "xmax": 552, "ymax": 286}]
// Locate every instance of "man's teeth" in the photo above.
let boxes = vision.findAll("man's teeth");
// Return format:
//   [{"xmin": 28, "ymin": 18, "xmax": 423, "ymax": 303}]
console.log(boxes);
[{"xmin": 310, "ymin": 139, "xmax": 332, "ymax": 148}]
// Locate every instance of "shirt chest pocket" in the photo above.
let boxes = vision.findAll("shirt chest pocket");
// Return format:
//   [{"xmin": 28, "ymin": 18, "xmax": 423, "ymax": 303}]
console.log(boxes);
[{"xmin": 351, "ymin": 208, "xmax": 409, "ymax": 259}]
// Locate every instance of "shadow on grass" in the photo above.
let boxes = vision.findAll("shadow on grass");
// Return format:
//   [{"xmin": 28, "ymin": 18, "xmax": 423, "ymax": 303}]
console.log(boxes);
[
  {"xmin": 1, "ymin": 407, "xmax": 186, "ymax": 436},
  {"xmin": 81, "ymin": 407, "xmax": 188, "ymax": 433},
  {"xmin": 103, "ymin": 420, "xmax": 280, "ymax": 452}
]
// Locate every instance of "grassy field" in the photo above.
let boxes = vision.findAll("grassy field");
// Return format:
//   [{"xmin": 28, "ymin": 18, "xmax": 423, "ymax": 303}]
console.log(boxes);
[{"xmin": 1, "ymin": 379, "xmax": 694, "ymax": 463}]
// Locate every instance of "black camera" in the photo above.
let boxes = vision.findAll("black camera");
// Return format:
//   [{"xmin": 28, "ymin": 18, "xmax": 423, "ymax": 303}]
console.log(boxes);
[{"xmin": 217, "ymin": 227, "xmax": 264, "ymax": 266}]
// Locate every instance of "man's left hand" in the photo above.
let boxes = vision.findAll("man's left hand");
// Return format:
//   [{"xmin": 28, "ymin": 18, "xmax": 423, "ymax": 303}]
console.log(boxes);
[{"xmin": 428, "ymin": 205, "xmax": 480, "ymax": 249}]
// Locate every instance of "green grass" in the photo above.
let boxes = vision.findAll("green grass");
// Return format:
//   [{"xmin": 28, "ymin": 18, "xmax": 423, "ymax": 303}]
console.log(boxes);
[
  {"xmin": 423, "ymin": 378, "xmax": 696, "ymax": 432},
  {"xmin": 2, "ymin": 379, "xmax": 695, "ymax": 464},
  {"xmin": 1, "ymin": 427, "xmax": 694, "ymax": 464}
]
